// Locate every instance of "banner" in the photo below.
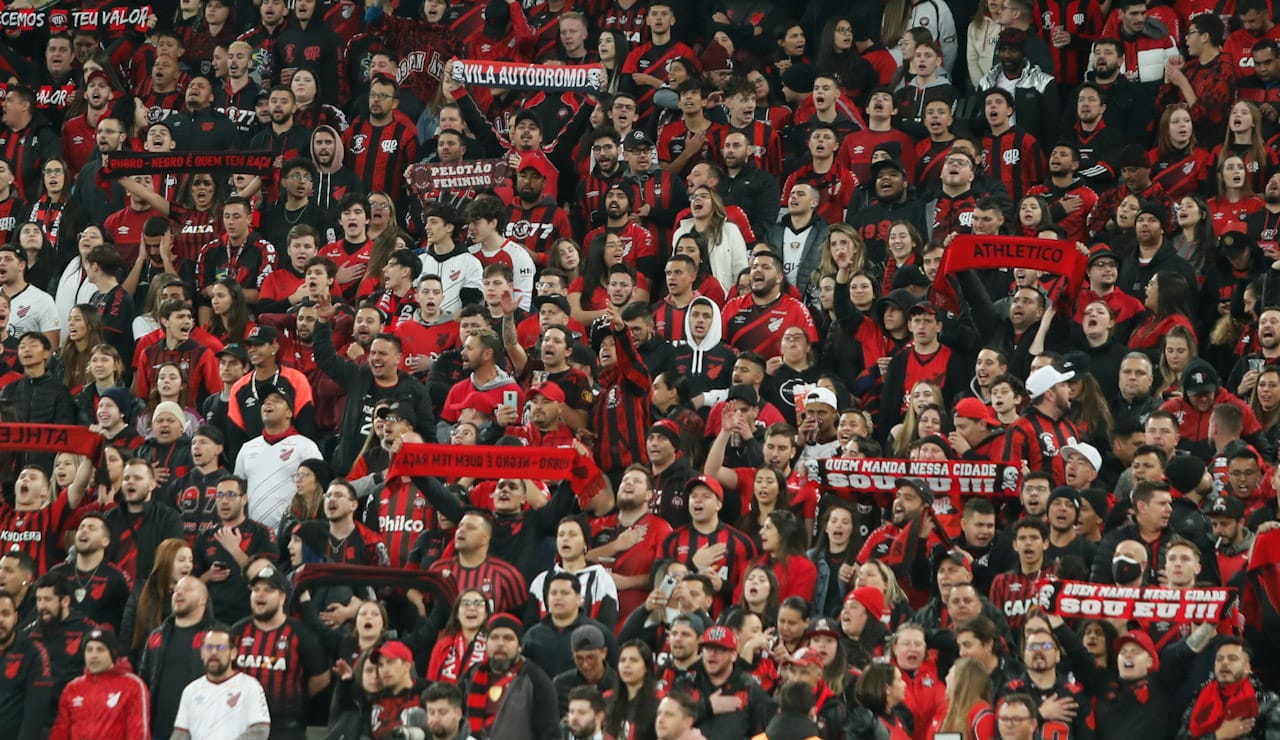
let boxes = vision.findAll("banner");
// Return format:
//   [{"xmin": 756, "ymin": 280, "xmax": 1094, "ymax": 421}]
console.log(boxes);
[
  {"xmin": 101, "ymin": 151, "xmax": 275, "ymax": 176},
  {"xmin": 0, "ymin": 423, "xmax": 102, "ymax": 459},
  {"xmin": 0, "ymin": 5, "xmax": 152, "ymax": 32},
  {"xmin": 933, "ymin": 234, "xmax": 1088, "ymax": 311},
  {"xmin": 806, "ymin": 457, "xmax": 1022, "ymax": 500},
  {"xmin": 1037, "ymin": 579, "xmax": 1234, "ymax": 624},
  {"xmin": 389, "ymin": 443, "xmax": 578, "ymax": 480},
  {"xmin": 448, "ymin": 59, "xmax": 604, "ymax": 93},
  {"xmin": 408, "ymin": 159, "xmax": 509, "ymax": 194}
]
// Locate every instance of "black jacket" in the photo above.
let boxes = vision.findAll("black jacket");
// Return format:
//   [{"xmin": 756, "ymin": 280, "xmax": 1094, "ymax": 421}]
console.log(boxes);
[
  {"xmin": 0, "ymin": 370, "xmax": 74, "ymax": 425},
  {"xmin": 104, "ymin": 499, "xmax": 184, "ymax": 584},
  {"xmin": 721, "ymin": 162, "xmax": 782, "ymax": 243},
  {"xmin": 313, "ymin": 320, "xmax": 435, "ymax": 473}
]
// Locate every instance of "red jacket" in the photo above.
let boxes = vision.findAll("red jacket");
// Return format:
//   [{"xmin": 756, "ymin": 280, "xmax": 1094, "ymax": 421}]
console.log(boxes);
[
  {"xmin": 50, "ymin": 661, "xmax": 150, "ymax": 740},
  {"xmin": 1160, "ymin": 387, "xmax": 1262, "ymax": 444}
]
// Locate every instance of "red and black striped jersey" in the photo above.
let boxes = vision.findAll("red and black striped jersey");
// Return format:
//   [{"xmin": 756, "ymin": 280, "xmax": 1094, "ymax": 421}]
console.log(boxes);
[
  {"xmin": 172, "ymin": 207, "xmax": 220, "ymax": 265},
  {"xmin": 507, "ymin": 198, "xmax": 571, "ymax": 263},
  {"xmin": 134, "ymin": 337, "xmax": 222, "ymax": 401},
  {"xmin": 596, "ymin": 0, "xmax": 649, "ymax": 45},
  {"xmin": 988, "ymin": 565, "xmax": 1055, "ymax": 631},
  {"xmin": 583, "ymin": 222, "xmax": 658, "ymax": 276},
  {"xmin": 708, "ymin": 121, "xmax": 783, "ymax": 177},
  {"xmin": 0, "ymin": 194, "xmax": 28, "ymax": 245},
  {"xmin": 576, "ymin": 165, "xmax": 629, "ymax": 235},
  {"xmin": 1027, "ymin": 180, "xmax": 1099, "ymax": 244},
  {"xmin": 931, "ymin": 190, "xmax": 977, "ymax": 238},
  {"xmin": 196, "ymin": 234, "xmax": 278, "ymax": 294},
  {"xmin": 621, "ymin": 39, "xmax": 696, "ymax": 123},
  {"xmin": 981, "ymin": 129, "xmax": 1045, "ymax": 200},
  {"xmin": 591, "ymin": 327, "xmax": 651, "ymax": 473},
  {"xmin": 1002, "ymin": 407, "xmax": 1081, "ymax": 483},
  {"xmin": 915, "ymin": 138, "xmax": 954, "ymax": 190},
  {"xmin": 722, "ymin": 293, "xmax": 819, "ymax": 359},
  {"xmin": 1245, "ymin": 205, "xmax": 1280, "ymax": 256},
  {"xmin": 0, "ymin": 495, "xmax": 71, "ymax": 576},
  {"xmin": 781, "ymin": 163, "xmax": 859, "ymax": 224},
  {"xmin": 1036, "ymin": 0, "xmax": 1103, "ymax": 87},
  {"xmin": 425, "ymin": 556, "xmax": 528, "ymax": 615},
  {"xmin": 657, "ymin": 119, "xmax": 724, "ymax": 177},
  {"xmin": 661, "ymin": 521, "xmax": 758, "ymax": 608},
  {"xmin": 343, "ymin": 117, "xmax": 420, "ymax": 203},
  {"xmin": 837, "ymin": 128, "xmax": 918, "ymax": 185},
  {"xmin": 1149, "ymin": 146, "xmax": 1213, "ymax": 201},
  {"xmin": 233, "ymin": 618, "xmax": 330, "ymax": 729},
  {"xmin": 368, "ymin": 478, "xmax": 426, "ymax": 568},
  {"xmin": 652, "ymin": 297, "xmax": 691, "ymax": 343}
]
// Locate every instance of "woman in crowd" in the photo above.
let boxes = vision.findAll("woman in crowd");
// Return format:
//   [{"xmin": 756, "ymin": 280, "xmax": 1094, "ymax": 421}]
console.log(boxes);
[
  {"xmin": 672, "ymin": 186, "xmax": 749, "ymax": 294},
  {"xmin": 1211, "ymin": 101, "xmax": 1276, "ymax": 193},
  {"xmin": 138, "ymin": 362, "xmax": 202, "ymax": 438},
  {"xmin": 59, "ymin": 304, "xmax": 104, "ymax": 393},
  {"xmin": 11, "ymin": 221, "xmax": 58, "ymax": 293},
  {"xmin": 426, "ymin": 589, "xmax": 490, "ymax": 684},
  {"xmin": 1150, "ymin": 103, "xmax": 1212, "ymax": 200},
  {"xmin": 809, "ymin": 503, "xmax": 859, "ymax": 617},
  {"xmin": 122, "ymin": 537, "xmax": 194, "ymax": 662},
  {"xmin": 931, "ymin": 656, "xmax": 996, "ymax": 739},
  {"xmin": 74, "ymin": 343, "xmax": 130, "ymax": 425},
  {"xmin": 29, "ymin": 157, "xmax": 70, "ymax": 250},
  {"xmin": 597, "ymin": 30, "xmax": 630, "ymax": 97},
  {"xmin": 570, "ymin": 233, "xmax": 649, "ymax": 324},
  {"xmin": 1130, "ymin": 272, "xmax": 1197, "ymax": 358},
  {"xmin": 529, "ymin": 515, "xmax": 619, "ymax": 630},
  {"xmin": 736, "ymin": 563, "xmax": 782, "ymax": 625},
  {"xmin": 276, "ymin": 458, "xmax": 334, "ymax": 557},
  {"xmin": 1157, "ymin": 325, "xmax": 1199, "ymax": 399},
  {"xmin": 205, "ymin": 278, "xmax": 254, "ymax": 345},
  {"xmin": 1208, "ymin": 153, "xmax": 1264, "ymax": 236},
  {"xmin": 1171, "ymin": 194, "xmax": 1215, "ymax": 271},
  {"xmin": 845, "ymin": 661, "xmax": 912, "ymax": 739},
  {"xmin": 605, "ymin": 640, "xmax": 660, "ymax": 740},
  {"xmin": 751, "ymin": 510, "xmax": 818, "ymax": 602}
]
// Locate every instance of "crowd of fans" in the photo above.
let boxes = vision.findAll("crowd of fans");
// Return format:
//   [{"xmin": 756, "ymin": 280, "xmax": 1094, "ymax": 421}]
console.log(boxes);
[{"xmin": 4, "ymin": 0, "xmax": 1280, "ymax": 738}]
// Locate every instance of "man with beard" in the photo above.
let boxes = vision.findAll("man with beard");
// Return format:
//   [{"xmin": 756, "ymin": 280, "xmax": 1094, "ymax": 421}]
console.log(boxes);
[
  {"xmin": 500, "ymin": 382, "xmax": 575, "ymax": 448},
  {"xmin": 995, "ymin": 627, "xmax": 1092, "ymax": 740},
  {"xmin": 309, "ymin": 126, "xmax": 362, "ymax": 236},
  {"xmin": 60, "ymin": 70, "xmax": 114, "ymax": 176},
  {"xmin": 690, "ymin": 625, "xmax": 773, "ymax": 740},
  {"xmin": 585, "ymin": 184, "xmax": 659, "ymax": 286},
  {"xmin": 1118, "ymin": 205, "xmax": 1197, "ymax": 301},
  {"xmin": 1161, "ymin": 360, "xmax": 1263, "ymax": 460},
  {"xmin": 233, "ymin": 566, "xmax": 329, "ymax": 738},
  {"xmin": 167, "ymin": 72, "xmax": 239, "ymax": 152},
  {"xmin": 1002, "ymin": 365, "xmax": 1082, "ymax": 481},
  {"xmin": 0, "ymin": 590, "xmax": 50, "ymax": 739},
  {"xmin": 1089, "ymin": 148, "xmax": 1173, "ymax": 251},
  {"xmin": 505, "ymin": 323, "xmax": 591, "ymax": 430},
  {"xmin": 564, "ymin": 687, "xmax": 609, "ymax": 740},
  {"xmin": 1110, "ymin": 352, "xmax": 1160, "ymax": 424},
  {"xmin": 1246, "ymin": 164, "xmax": 1280, "ymax": 257},
  {"xmin": 25, "ymin": 573, "xmax": 95, "ymax": 708},
  {"xmin": 507, "ymin": 156, "xmax": 571, "ymax": 262},
  {"xmin": 234, "ymin": 387, "xmax": 323, "ymax": 529},
  {"xmin": 587, "ymin": 465, "xmax": 674, "ymax": 616},
  {"xmin": 722, "ymin": 251, "xmax": 817, "ymax": 360},
  {"xmin": 138, "ymin": 576, "xmax": 217, "ymax": 737},
  {"xmin": 767, "ymin": 183, "xmax": 830, "ymax": 298},
  {"xmin": 439, "ymin": 327, "xmax": 522, "ymax": 439},
  {"xmin": 48, "ymin": 514, "xmax": 131, "ymax": 631},
  {"xmin": 194, "ymin": 475, "xmax": 277, "ymax": 625},
  {"xmin": 219, "ymin": 41, "xmax": 262, "ymax": 141},
  {"xmin": 1027, "ymin": 144, "xmax": 1099, "ymax": 243},
  {"xmin": 0, "ymin": 552, "xmax": 37, "ymax": 628},
  {"xmin": 0, "ymin": 461, "xmax": 88, "ymax": 576},
  {"xmin": 718, "ymin": 130, "xmax": 781, "ymax": 246},
  {"xmin": 141, "ymin": 55, "xmax": 186, "ymax": 127},
  {"xmin": 344, "ymin": 77, "xmax": 419, "ymax": 204},
  {"xmin": 1079, "ymin": 39, "xmax": 1144, "ymax": 142},
  {"xmin": 462, "ymin": 614, "xmax": 558, "ymax": 740},
  {"xmin": 1232, "ymin": 306, "xmax": 1280, "ymax": 397},
  {"xmin": 418, "ymin": 510, "xmax": 528, "ymax": 614},
  {"xmin": 1176, "ymin": 638, "xmax": 1280, "ymax": 740},
  {"xmin": 640, "ymin": 419, "xmax": 696, "ymax": 527},
  {"xmin": 622, "ymin": 130, "xmax": 686, "ymax": 249},
  {"xmin": 648, "ymin": 610, "xmax": 705, "ymax": 695},
  {"xmin": 173, "ymin": 626, "xmax": 271, "ymax": 740},
  {"xmin": 577, "ymin": 127, "xmax": 629, "ymax": 236},
  {"xmin": 104, "ymin": 458, "xmax": 184, "ymax": 583},
  {"xmin": 1062, "ymin": 84, "xmax": 1124, "ymax": 185},
  {"xmin": 1074, "ymin": 248, "xmax": 1145, "ymax": 325},
  {"xmin": 422, "ymin": 682, "xmax": 470, "ymax": 740},
  {"xmin": 249, "ymin": 87, "xmax": 312, "ymax": 176},
  {"xmin": 848, "ymin": 157, "xmax": 927, "ymax": 261},
  {"xmin": 660, "ymin": 476, "xmax": 757, "ymax": 610}
]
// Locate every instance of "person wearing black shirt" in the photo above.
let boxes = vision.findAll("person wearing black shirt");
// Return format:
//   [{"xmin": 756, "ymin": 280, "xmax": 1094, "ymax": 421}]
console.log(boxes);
[
  {"xmin": 137, "ymin": 576, "xmax": 215, "ymax": 738},
  {"xmin": 0, "ymin": 590, "xmax": 49, "ymax": 740},
  {"xmin": 84, "ymin": 245, "xmax": 134, "ymax": 364},
  {"xmin": 194, "ymin": 476, "xmax": 278, "ymax": 626},
  {"xmin": 48, "ymin": 513, "xmax": 132, "ymax": 632}
]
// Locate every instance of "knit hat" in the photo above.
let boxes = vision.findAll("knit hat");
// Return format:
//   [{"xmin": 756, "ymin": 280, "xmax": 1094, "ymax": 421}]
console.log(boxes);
[
  {"xmin": 152, "ymin": 401, "xmax": 185, "ymax": 425},
  {"xmin": 193, "ymin": 424, "xmax": 225, "ymax": 446},
  {"xmin": 699, "ymin": 43, "xmax": 733, "ymax": 73},
  {"xmin": 1046, "ymin": 486, "xmax": 1081, "ymax": 512},
  {"xmin": 648, "ymin": 419, "xmax": 681, "ymax": 447},
  {"xmin": 1165, "ymin": 455, "xmax": 1207, "ymax": 497},
  {"xmin": 847, "ymin": 586, "xmax": 886, "ymax": 618},
  {"xmin": 1079, "ymin": 487, "xmax": 1110, "ymax": 519},
  {"xmin": 486, "ymin": 613, "xmax": 524, "ymax": 641},
  {"xmin": 84, "ymin": 627, "xmax": 118, "ymax": 659},
  {"xmin": 296, "ymin": 459, "xmax": 333, "ymax": 491},
  {"xmin": 98, "ymin": 386, "xmax": 134, "ymax": 424},
  {"xmin": 1136, "ymin": 200, "xmax": 1170, "ymax": 226}
]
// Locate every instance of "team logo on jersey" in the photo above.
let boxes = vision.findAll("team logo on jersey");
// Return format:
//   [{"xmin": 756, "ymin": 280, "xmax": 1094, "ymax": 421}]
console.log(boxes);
[
  {"xmin": 351, "ymin": 134, "xmax": 368, "ymax": 154},
  {"xmin": 768, "ymin": 316, "xmax": 784, "ymax": 332},
  {"xmin": 1039, "ymin": 432, "xmax": 1059, "ymax": 457},
  {"xmin": 1184, "ymin": 162, "xmax": 1194, "ymax": 175},
  {"xmin": 3, "ymin": 655, "xmax": 19, "ymax": 679},
  {"xmin": 1009, "ymin": 581, "xmax": 1022, "ymax": 593},
  {"xmin": 107, "ymin": 691, "xmax": 122, "ymax": 708},
  {"xmin": 1003, "ymin": 150, "xmax": 1020, "ymax": 166},
  {"xmin": 277, "ymin": 637, "xmax": 289, "ymax": 651},
  {"xmin": 381, "ymin": 139, "xmax": 399, "ymax": 154},
  {"xmin": 280, "ymin": 448, "xmax": 294, "ymax": 462},
  {"xmin": 15, "ymin": 306, "xmax": 29, "ymax": 319},
  {"xmin": 227, "ymin": 691, "xmax": 241, "ymax": 707}
]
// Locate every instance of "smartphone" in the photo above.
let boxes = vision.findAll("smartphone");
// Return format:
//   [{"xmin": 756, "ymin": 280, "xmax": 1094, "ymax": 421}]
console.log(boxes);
[
  {"xmin": 1250, "ymin": 356, "xmax": 1265, "ymax": 373},
  {"xmin": 659, "ymin": 573, "xmax": 679, "ymax": 598},
  {"xmin": 933, "ymin": 734, "xmax": 963, "ymax": 740},
  {"xmin": 503, "ymin": 389, "xmax": 519, "ymax": 409}
]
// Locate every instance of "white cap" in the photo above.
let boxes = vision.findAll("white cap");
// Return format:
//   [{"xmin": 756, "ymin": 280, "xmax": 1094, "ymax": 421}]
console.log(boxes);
[
  {"xmin": 804, "ymin": 387, "xmax": 839, "ymax": 410},
  {"xmin": 1025, "ymin": 365, "xmax": 1075, "ymax": 398},
  {"xmin": 1061, "ymin": 442, "xmax": 1101, "ymax": 471}
]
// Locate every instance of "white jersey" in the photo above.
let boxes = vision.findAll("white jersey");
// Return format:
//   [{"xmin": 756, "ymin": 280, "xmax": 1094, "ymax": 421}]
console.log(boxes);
[
  {"xmin": 469, "ymin": 238, "xmax": 536, "ymax": 311},
  {"xmin": 6, "ymin": 283, "xmax": 60, "ymax": 336},
  {"xmin": 529, "ymin": 563, "xmax": 619, "ymax": 620},
  {"xmin": 54, "ymin": 259, "xmax": 96, "ymax": 329},
  {"xmin": 419, "ymin": 246, "xmax": 483, "ymax": 315},
  {"xmin": 235, "ymin": 432, "xmax": 323, "ymax": 528},
  {"xmin": 173, "ymin": 672, "xmax": 271, "ymax": 740}
]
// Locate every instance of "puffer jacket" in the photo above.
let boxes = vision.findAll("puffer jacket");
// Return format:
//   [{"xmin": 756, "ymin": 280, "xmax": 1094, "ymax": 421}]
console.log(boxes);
[
  {"xmin": 0, "ymin": 371, "xmax": 75, "ymax": 425},
  {"xmin": 975, "ymin": 60, "xmax": 1062, "ymax": 149}
]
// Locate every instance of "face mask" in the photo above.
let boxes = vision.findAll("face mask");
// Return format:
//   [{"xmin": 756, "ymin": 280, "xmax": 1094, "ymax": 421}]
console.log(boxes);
[{"xmin": 1112, "ymin": 555, "xmax": 1143, "ymax": 584}]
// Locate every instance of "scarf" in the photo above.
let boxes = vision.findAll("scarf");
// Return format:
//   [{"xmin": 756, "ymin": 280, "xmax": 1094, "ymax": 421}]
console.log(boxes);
[
  {"xmin": 465, "ymin": 658, "xmax": 521, "ymax": 735},
  {"xmin": 1189, "ymin": 678, "xmax": 1258, "ymax": 737},
  {"xmin": 436, "ymin": 630, "xmax": 486, "ymax": 683}
]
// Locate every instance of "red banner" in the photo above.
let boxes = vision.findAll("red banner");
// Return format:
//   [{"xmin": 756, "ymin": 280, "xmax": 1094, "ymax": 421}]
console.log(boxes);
[
  {"xmin": 389, "ymin": 443, "xmax": 577, "ymax": 480},
  {"xmin": 807, "ymin": 457, "xmax": 1022, "ymax": 500},
  {"xmin": 0, "ymin": 5, "xmax": 153, "ymax": 32},
  {"xmin": 101, "ymin": 151, "xmax": 275, "ymax": 177},
  {"xmin": 933, "ymin": 234, "xmax": 1088, "ymax": 312},
  {"xmin": 0, "ymin": 423, "xmax": 102, "ymax": 460},
  {"xmin": 448, "ymin": 59, "xmax": 605, "ymax": 92},
  {"xmin": 1037, "ymin": 579, "xmax": 1233, "ymax": 625}
]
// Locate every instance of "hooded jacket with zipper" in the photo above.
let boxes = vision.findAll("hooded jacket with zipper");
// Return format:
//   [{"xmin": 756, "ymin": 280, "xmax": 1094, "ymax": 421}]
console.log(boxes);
[
  {"xmin": 0, "ymin": 370, "xmax": 75, "ymax": 425},
  {"xmin": 672, "ymin": 296, "xmax": 737, "ymax": 397},
  {"xmin": 49, "ymin": 660, "xmax": 149, "ymax": 740},
  {"xmin": 766, "ymin": 215, "xmax": 830, "ymax": 303},
  {"xmin": 310, "ymin": 125, "xmax": 363, "ymax": 234}
]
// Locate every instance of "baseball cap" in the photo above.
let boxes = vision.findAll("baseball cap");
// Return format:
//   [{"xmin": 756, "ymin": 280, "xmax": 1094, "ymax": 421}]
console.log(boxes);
[
  {"xmin": 376, "ymin": 400, "xmax": 418, "ymax": 428},
  {"xmin": 571, "ymin": 624, "xmax": 606, "ymax": 651},
  {"xmin": 373, "ymin": 640, "xmax": 414, "ymax": 663},
  {"xmin": 245, "ymin": 326, "xmax": 279, "ymax": 345},
  {"xmin": 1087, "ymin": 246, "xmax": 1118, "ymax": 267},
  {"xmin": 936, "ymin": 548, "xmax": 973, "ymax": 574},
  {"xmin": 685, "ymin": 474, "xmax": 724, "ymax": 501},
  {"xmin": 700, "ymin": 625, "xmax": 738, "ymax": 651},
  {"xmin": 1025, "ymin": 365, "xmax": 1075, "ymax": 398},
  {"xmin": 806, "ymin": 616, "xmax": 841, "ymax": 640},
  {"xmin": 954, "ymin": 397, "xmax": 998, "ymax": 425},
  {"xmin": 870, "ymin": 157, "xmax": 907, "ymax": 180},
  {"xmin": 533, "ymin": 294, "xmax": 571, "ymax": 316},
  {"xmin": 781, "ymin": 646, "xmax": 825, "ymax": 668},
  {"xmin": 513, "ymin": 109, "xmax": 541, "ymax": 129},
  {"xmin": 1182, "ymin": 360, "xmax": 1219, "ymax": 395},
  {"xmin": 624, "ymin": 129, "xmax": 654, "ymax": 149},
  {"xmin": 1206, "ymin": 494, "xmax": 1245, "ymax": 519},
  {"xmin": 262, "ymin": 385, "xmax": 295, "ymax": 405},
  {"xmin": 907, "ymin": 301, "xmax": 941, "ymax": 318},
  {"xmin": 518, "ymin": 152, "xmax": 555, "ymax": 181},
  {"xmin": 1060, "ymin": 443, "xmax": 1101, "ymax": 471},
  {"xmin": 249, "ymin": 565, "xmax": 290, "ymax": 593},
  {"xmin": 894, "ymin": 476, "xmax": 935, "ymax": 505},
  {"xmin": 217, "ymin": 343, "xmax": 250, "ymax": 363},
  {"xmin": 1061, "ymin": 351, "xmax": 1091, "ymax": 378},
  {"xmin": 529, "ymin": 382, "xmax": 566, "ymax": 404},
  {"xmin": 803, "ymin": 387, "xmax": 838, "ymax": 411}
]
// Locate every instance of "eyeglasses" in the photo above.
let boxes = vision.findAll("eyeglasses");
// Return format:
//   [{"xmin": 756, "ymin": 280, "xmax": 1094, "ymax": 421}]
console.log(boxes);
[
  {"xmin": 383, "ymin": 415, "xmax": 403, "ymax": 424},
  {"xmin": 1026, "ymin": 641, "xmax": 1056, "ymax": 652},
  {"xmin": 369, "ymin": 203, "xmax": 390, "ymax": 211},
  {"xmin": 202, "ymin": 644, "xmax": 231, "ymax": 652},
  {"xmin": 286, "ymin": 173, "xmax": 313, "ymax": 182},
  {"xmin": 369, "ymin": 92, "xmax": 396, "ymax": 101},
  {"xmin": 536, "ymin": 282, "xmax": 559, "ymax": 290},
  {"xmin": 214, "ymin": 490, "xmax": 242, "ymax": 499},
  {"xmin": 459, "ymin": 598, "xmax": 486, "ymax": 607},
  {"xmin": 42, "ymin": 167, "xmax": 65, "ymax": 175},
  {"xmin": 591, "ymin": 144, "xmax": 617, "ymax": 152}
]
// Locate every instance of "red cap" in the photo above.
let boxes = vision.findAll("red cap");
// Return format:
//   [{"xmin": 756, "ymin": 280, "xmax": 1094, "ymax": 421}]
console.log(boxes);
[
  {"xmin": 846, "ymin": 585, "xmax": 886, "ymax": 618},
  {"xmin": 529, "ymin": 382, "xmax": 566, "ymax": 404},
  {"xmin": 954, "ymin": 397, "xmax": 998, "ymax": 425},
  {"xmin": 372, "ymin": 640, "xmax": 414, "ymax": 663},
  {"xmin": 518, "ymin": 152, "xmax": 556, "ymax": 182},
  {"xmin": 685, "ymin": 474, "xmax": 724, "ymax": 501},
  {"xmin": 700, "ymin": 625, "xmax": 738, "ymax": 651},
  {"xmin": 782, "ymin": 646, "xmax": 825, "ymax": 668},
  {"xmin": 1115, "ymin": 630, "xmax": 1159, "ymax": 672}
]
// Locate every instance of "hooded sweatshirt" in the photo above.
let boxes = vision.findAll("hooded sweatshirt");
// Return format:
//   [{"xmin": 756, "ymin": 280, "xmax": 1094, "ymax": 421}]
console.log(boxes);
[
  {"xmin": 439, "ymin": 366, "xmax": 522, "ymax": 425},
  {"xmin": 672, "ymin": 296, "xmax": 736, "ymax": 397},
  {"xmin": 310, "ymin": 125, "xmax": 362, "ymax": 232}
]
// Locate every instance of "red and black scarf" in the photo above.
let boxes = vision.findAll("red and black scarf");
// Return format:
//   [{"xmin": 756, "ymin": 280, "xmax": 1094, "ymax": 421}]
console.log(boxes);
[
  {"xmin": 466, "ymin": 659, "xmax": 522, "ymax": 735},
  {"xmin": 1189, "ymin": 678, "xmax": 1258, "ymax": 737}
]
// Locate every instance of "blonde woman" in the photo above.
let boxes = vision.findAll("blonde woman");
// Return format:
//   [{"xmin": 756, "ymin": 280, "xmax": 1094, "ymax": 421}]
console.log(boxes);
[{"xmin": 672, "ymin": 185, "xmax": 749, "ymax": 293}]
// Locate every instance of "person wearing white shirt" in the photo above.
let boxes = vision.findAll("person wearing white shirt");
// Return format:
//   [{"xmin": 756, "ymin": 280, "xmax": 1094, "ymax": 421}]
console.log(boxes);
[
  {"xmin": 465, "ymin": 194, "xmax": 536, "ymax": 311},
  {"xmin": 171, "ymin": 627, "xmax": 271, "ymax": 740},
  {"xmin": 0, "ymin": 245, "xmax": 59, "ymax": 345},
  {"xmin": 233, "ymin": 385, "xmax": 322, "ymax": 528}
]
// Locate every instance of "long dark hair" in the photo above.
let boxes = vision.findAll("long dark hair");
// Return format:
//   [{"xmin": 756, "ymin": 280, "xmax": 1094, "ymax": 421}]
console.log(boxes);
[
  {"xmin": 766, "ymin": 509, "xmax": 808, "ymax": 561},
  {"xmin": 1149, "ymin": 271, "xmax": 1195, "ymax": 322},
  {"xmin": 812, "ymin": 502, "xmax": 860, "ymax": 565},
  {"xmin": 603, "ymin": 639, "xmax": 659, "ymax": 740}
]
